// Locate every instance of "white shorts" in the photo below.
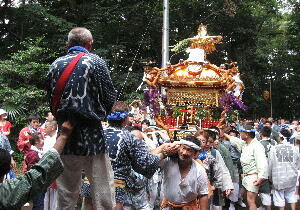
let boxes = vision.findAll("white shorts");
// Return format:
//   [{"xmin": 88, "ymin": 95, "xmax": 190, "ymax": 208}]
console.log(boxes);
[
  {"xmin": 242, "ymin": 174, "xmax": 259, "ymax": 193},
  {"xmin": 259, "ymin": 193, "xmax": 271, "ymax": 206},
  {"xmin": 272, "ymin": 186, "xmax": 297, "ymax": 207}
]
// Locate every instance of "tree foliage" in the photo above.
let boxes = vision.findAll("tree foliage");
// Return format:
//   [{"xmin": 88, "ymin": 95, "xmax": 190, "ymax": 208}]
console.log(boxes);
[
  {"xmin": 0, "ymin": 0, "xmax": 299, "ymax": 148},
  {"xmin": 0, "ymin": 37, "xmax": 56, "ymax": 147}
]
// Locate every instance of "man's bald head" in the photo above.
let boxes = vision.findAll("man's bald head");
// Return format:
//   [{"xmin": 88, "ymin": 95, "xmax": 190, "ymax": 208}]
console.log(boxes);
[{"xmin": 67, "ymin": 27, "xmax": 93, "ymax": 48}]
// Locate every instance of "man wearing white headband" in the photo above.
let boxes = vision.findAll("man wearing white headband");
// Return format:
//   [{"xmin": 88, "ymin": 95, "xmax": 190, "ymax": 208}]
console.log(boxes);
[
  {"xmin": 224, "ymin": 123, "xmax": 268, "ymax": 210},
  {"xmin": 160, "ymin": 135, "xmax": 209, "ymax": 210}
]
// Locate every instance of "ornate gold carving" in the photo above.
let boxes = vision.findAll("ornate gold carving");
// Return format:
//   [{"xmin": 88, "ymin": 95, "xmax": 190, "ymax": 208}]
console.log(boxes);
[{"xmin": 167, "ymin": 88, "xmax": 222, "ymax": 105}]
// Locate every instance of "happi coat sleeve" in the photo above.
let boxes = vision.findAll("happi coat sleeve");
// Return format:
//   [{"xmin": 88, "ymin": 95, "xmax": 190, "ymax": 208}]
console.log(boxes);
[
  {"xmin": 268, "ymin": 146, "xmax": 275, "ymax": 182},
  {"xmin": 211, "ymin": 154, "xmax": 224, "ymax": 189},
  {"xmin": 229, "ymin": 136, "xmax": 245, "ymax": 153},
  {"xmin": 253, "ymin": 141, "xmax": 268, "ymax": 179},
  {"xmin": 0, "ymin": 149, "xmax": 63, "ymax": 209},
  {"xmin": 125, "ymin": 132, "xmax": 160, "ymax": 179},
  {"xmin": 215, "ymin": 150, "xmax": 234, "ymax": 191},
  {"xmin": 93, "ymin": 57, "xmax": 117, "ymax": 114},
  {"xmin": 0, "ymin": 135, "xmax": 13, "ymax": 155}
]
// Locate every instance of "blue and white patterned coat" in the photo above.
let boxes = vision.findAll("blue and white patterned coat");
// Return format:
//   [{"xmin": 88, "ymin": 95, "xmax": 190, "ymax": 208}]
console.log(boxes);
[
  {"xmin": 104, "ymin": 126, "xmax": 160, "ymax": 202},
  {"xmin": 48, "ymin": 48, "xmax": 117, "ymax": 155}
]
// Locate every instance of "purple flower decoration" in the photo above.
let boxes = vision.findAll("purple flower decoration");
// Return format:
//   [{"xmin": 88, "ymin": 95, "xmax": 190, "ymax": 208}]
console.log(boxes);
[
  {"xmin": 220, "ymin": 92, "xmax": 248, "ymax": 112},
  {"xmin": 144, "ymin": 86, "xmax": 160, "ymax": 116}
]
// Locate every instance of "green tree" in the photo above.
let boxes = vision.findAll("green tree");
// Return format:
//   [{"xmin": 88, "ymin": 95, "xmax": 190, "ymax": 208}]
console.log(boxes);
[
  {"xmin": 0, "ymin": 37, "xmax": 55, "ymax": 148},
  {"xmin": 0, "ymin": 0, "xmax": 299, "ymax": 125}
]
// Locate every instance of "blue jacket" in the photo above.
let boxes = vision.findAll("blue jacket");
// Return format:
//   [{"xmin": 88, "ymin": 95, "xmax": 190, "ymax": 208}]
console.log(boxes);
[{"xmin": 48, "ymin": 48, "xmax": 117, "ymax": 155}]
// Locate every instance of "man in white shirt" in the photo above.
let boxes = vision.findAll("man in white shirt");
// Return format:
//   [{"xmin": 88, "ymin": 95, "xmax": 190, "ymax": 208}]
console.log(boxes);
[
  {"xmin": 224, "ymin": 123, "xmax": 268, "ymax": 210},
  {"xmin": 160, "ymin": 136, "xmax": 209, "ymax": 210},
  {"xmin": 43, "ymin": 120, "xmax": 58, "ymax": 152},
  {"xmin": 43, "ymin": 120, "xmax": 58, "ymax": 210}
]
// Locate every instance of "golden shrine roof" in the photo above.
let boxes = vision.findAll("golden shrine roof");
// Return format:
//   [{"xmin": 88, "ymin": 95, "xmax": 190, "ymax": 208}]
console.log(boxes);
[
  {"xmin": 144, "ymin": 25, "xmax": 240, "ymax": 90},
  {"xmin": 156, "ymin": 61, "xmax": 227, "ymax": 88}
]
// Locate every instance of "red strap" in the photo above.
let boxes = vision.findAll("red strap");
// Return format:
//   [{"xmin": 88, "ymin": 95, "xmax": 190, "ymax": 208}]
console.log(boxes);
[{"xmin": 51, "ymin": 52, "xmax": 86, "ymax": 115}]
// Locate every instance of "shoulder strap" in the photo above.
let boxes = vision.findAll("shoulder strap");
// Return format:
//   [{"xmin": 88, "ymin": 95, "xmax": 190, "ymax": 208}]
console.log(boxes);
[{"xmin": 51, "ymin": 52, "xmax": 86, "ymax": 115}]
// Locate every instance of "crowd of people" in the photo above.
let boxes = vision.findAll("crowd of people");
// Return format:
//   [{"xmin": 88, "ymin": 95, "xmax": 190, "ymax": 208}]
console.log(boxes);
[
  {"xmin": 118, "ymin": 114, "xmax": 300, "ymax": 210},
  {"xmin": 0, "ymin": 27, "xmax": 299, "ymax": 210},
  {"xmin": 0, "ymin": 106, "xmax": 300, "ymax": 210}
]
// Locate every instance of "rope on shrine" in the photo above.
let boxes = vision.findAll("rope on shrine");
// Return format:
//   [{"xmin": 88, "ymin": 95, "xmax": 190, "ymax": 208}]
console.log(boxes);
[{"xmin": 117, "ymin": 0, "xmax": 160, "ymax": 100}]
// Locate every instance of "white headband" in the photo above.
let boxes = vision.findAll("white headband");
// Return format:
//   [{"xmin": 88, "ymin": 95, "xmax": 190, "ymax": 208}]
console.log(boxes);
[
  {"xmin": 209, "ymin": 128, "xmax": 219, "ymax": 135},
  {"xmin": 177, "ymin": 140, "xmax": 201, "ymax": 151}
]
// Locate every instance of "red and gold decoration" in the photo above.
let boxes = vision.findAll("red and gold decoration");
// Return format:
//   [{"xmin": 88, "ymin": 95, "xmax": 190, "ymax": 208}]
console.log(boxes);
[{"xmin": 143, "ymin": 25, "xmax": 247, "ymax": 131}]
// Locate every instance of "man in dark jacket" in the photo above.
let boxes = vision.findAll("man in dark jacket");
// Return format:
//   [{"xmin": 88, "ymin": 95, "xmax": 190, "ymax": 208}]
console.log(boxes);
[{"xmin": 48, "ymin": 27, "xmax": 117, "ymax": 209}]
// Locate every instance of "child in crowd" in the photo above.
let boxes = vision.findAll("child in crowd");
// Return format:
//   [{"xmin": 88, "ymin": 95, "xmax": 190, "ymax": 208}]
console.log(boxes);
[
  {"xmin": 25, "ymin": 133, "xmax": 45, "ymax": 210},
  {"xmin": 0, "ymin": 109, "xmax": 12, "ymax": 137},
  {"xmin": 17, "ymin": 114, "xmax": 42, "ymax": 171}
]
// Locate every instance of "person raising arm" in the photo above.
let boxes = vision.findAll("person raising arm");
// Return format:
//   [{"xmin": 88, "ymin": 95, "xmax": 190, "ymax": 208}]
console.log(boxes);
[{"xmin": 0, "ymin": 121, "xmax": 73, "ymax": 209}]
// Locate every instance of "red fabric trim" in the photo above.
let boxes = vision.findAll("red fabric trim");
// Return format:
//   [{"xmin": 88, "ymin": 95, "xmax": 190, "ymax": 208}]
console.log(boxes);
[{"xmin": 51, "ymin": 52, "xmax": 86, "ymax": 115}]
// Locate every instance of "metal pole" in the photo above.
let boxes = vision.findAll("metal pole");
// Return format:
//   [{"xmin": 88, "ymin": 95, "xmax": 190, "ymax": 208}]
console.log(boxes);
[
  {"xmin": 270, "ymin": 80, "xmax": 273, "ymax": 118},
  {"xmin": 162, "ymin": 0, "xmax": 169, "ymax": 68}
]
